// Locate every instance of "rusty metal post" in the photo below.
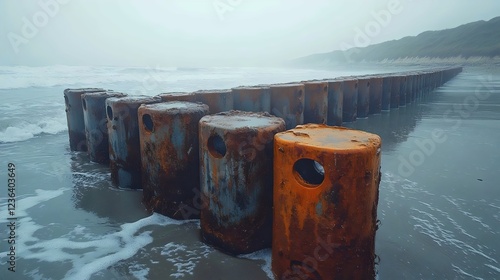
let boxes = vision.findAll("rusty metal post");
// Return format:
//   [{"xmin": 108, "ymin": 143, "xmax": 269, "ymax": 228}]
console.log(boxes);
[
  {"xmin": 139, "ymin": 101, "xmax": 209, "ymax": 219},
  {"xmin": 194, "ymin": 89, "xmax": 233, "ymax": 114},
  {"xmin": 64, "ymin": 88, "xmax": 105, "ymax": 151},
  {"xmin": 381, "ymin": 76, "xmax": 392, "ymax": 111},
  {"xmin": 272, "ymin": 124, "xmax": 381, "ymax": 280},
  {"xmin": 406, "ymin": 74, "xmax": 415, "ymax": 103},
  {"xmin": 303, "ymin": 81, "xmax": 328, "ymax": 124},
  {"xmin": 356, "ymin": 77, "xmax": 370, "ymax": 118},
  {"xmin": 232, "ymin": 86, "xmax": 271, "ymax": 113},
  {"xmin": 106, "ymin": 95, "xmax": 161, "ymax": 189},
  {"xmin": 270, "ymin": 83, "xmax": 305, "ymax": 129},
  {"xmin": 200, "ymin": 111, "xmax": 285, "ymax": 255},
  {"xmin": 158, "ymin": 92, "xmax": 197, "ymax": 103},
  {"xmin": 341, "ymin": 78, "xmax": 358, "ymax": 122},
  {"xmin": 325, "ymin": 79, "xmax": 343, "ymax": 126},
  {"xmin": 82, "ymin": 91, "xmax": 127, "ymax": 164},
  {"xmin": 390, "ymin": 75, "xmax": 401, "ymax": 109},
  {"xmin": 369, "ymin": 76, "xmax": 383, "ymax": 114},
  {"xmin": 399, "ymin": 75, "xmax": 408, "ymax": 106}
]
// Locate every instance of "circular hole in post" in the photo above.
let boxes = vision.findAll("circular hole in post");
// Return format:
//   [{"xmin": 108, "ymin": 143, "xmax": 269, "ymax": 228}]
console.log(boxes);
[
  {"xmin": 82, "ymin": 99, "xmax": 87, "ymax": 111},
  {"xmin": 107, "ymin": 105, "xmax": 113, "ymax": 120},
  {"xmin": 293, "ymin": 158, "xmax": 325, "ymax": 187},
  {"xmin": 142, "ymin": 114, "xmax": 154, "ymax": 132},
  {"xmin": 207, "ymin": 134, "xmax": 226, "ymax": 158}
]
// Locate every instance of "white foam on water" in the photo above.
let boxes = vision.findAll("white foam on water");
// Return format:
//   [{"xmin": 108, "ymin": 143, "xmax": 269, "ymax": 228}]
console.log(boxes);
[
  {"xmin": 452, "ymin": 264, "xmax": 484, "ymax": 280},
  {"xmin": 129, "ymin": 263, "xmax": 150, "ymax": 280},
  {"xmin": 160, "ymin": 241, "xmax": 214, "ymax": 278},
  {"xmin": 0, "ymin": 116, "xmax": 68, "ymax": 143},
  {"xmin": 239, "ymin": 248, "xmax": 273, "ymax": 280}
]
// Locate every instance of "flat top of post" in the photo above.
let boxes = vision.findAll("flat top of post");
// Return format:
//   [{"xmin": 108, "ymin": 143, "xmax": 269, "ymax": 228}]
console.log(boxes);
[
  {"xmin": 276, "ymin": 124, "xmax": 381, "ymax": 152},
  {"xmin": 140, "ymin": 101, "xmax": 207, "ymax": 112},
  {"xmin": 200, "ymin": 110, "xmax": 284, "ymax": 130},
  {"xmin": 106, "ymin": 95, "xmax": 161, "ymax": 105}
]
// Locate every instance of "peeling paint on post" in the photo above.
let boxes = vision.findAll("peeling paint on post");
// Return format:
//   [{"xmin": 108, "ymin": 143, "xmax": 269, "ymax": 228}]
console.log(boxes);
[
  {"xmin": 139, "ymin": 101, "xmax": 209, "ymax": 219},
  {"xmin": 323, "ymin": 79, "xmax": 343, "ymax": 126},
  {"xmin": 272, "ymin": 124, "xmax": 381, "ymax": 280},
  {"xmin": 64, "ymin": 88, "xmax": 106, "ymax": 151},
  {"xmin": 82, "ymin": 91, "xmax": 127, "ymax": 164},
  {"xmin": 195, "ymin": 89, "xmax": 233, "ymax": 114},
  {"xmin": 303, "ymin": 81, "xmax": 328, "ymax": 124},
  {"xmin": 340, "ymin": 78, "xmax": 358, "ymax": 122},
  {"xmin": 369, "ymin": 76, "xmax": 383, "ymax": 114},
  {"xmin": 232, "ymin": 86, "xmax": 271, "ymax": 113},
  {"xmin": 356, "ymin": 77, "xmax": 370, "ymax": 118},
  {"xmin": 200, "ymin": 111, "xmax": 285, "ymax": 255},
  {"xmin": 106, "ymin": 95, "xmax": 161, "ymax": 189},
  {"xmin": 270, "ymin": 83, "xmax": 305, "ymax": 130}
]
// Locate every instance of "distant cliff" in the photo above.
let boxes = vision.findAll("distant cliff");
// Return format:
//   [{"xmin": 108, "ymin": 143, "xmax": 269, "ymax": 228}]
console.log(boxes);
[{"xmin": 291, "ymin": 16, "xmax": 500, "ymax": 66}]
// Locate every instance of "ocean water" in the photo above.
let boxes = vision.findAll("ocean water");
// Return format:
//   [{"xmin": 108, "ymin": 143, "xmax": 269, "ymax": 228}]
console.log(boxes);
[{"xmin": 0, "ymin": 65, "xmax": 499, "ymax": 279}]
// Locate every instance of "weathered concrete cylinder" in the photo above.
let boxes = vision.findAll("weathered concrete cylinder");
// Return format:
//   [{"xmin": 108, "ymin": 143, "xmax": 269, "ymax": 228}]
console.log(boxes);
[
  {"xmin": 399, "ymin": 75, "xmax": 408, "ymax": 106},
  {"xmin": 381, "ymin": 76, "xmax": 392, "ymax": 111},
  {"xmin": 270, "ymin": 83, "xmax": 305, "ymax": 130},
  {"xmin": 390, "ymin": 75, "xmax": 401, "ymax": 108},
  {"xmin": 356, "ymin": 77, "xmax": 370, "ymax": 118},
  {"xmin": 82, "ymin": 91, "xmax": 127, "ymax": 164},
  {"xmin": 325, "ymin": 79, "xmax": 343, "ymax": 126},
  {"xmin": 272, "ymin": 124, "xmax": 381, "ymax": 280},
  {"xmin": 64, "ymin": 88, "xmax": 105, "ymax": 151},
  {"xmin": 341, "ymin": 79, "xmax": 358, "ymax": 122},
  {"xmin": 231, "ymin": 86, "xmax": 271, "ymax": 113},
  {"xmin": 369, "ymin": 76, "xmax": 383, "ymax": 114},
  {"xmin": 194, "ymin": 89, "xmax": 233, "ymax": 114},
  {"xmin": 200, "ymin": 111, "xmax": 285, "ymax": 255},
  {"xmin": 139, "ymin": 101, "xmax": 209, "ymax": 219},
  {"xmin": 303, "ymin": 81, "xmax": 328, "ymax": 124},
  {"xmin": 158, "ymin": 92, "xmax": 197, "ymax": 103},
  {"xmin": 106, "ymin": 95, "xmax": 161, "ymax": 189}
]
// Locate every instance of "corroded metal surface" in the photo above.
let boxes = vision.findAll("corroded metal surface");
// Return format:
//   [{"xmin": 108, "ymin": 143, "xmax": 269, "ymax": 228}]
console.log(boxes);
[
  {"xmin": 390, "ymin": 75, "xmax": 401, "ymax": 109},
  {"xmin": 381, "ymin": 76, "xmax": 392, "ymax": 111},
  {"xmin": 303, "ymin": 81, "xmax": 328, "ymax": 124},
  {"xmin": 64, "ymin": 88, "xmax": 105, "ymax": 151},
  {"xmin": 356, "ymin": 77, "xmax": 370, "ymax": 118},
  {"xmin": 368, "ymin": 76, "xmax": 383, "ymax": 114},
  {"xmin": 200, "ymin": 111, "xmax": 285, "ymax": 255},
  {"xmin": 194, "ymin": 89, "xmax": 233, "ymax": 114},
  {"xmin": 139, "ymin": 101, "xmax": 209, "ymax": 219},
  {"xmin": 324, "ymin": 79, "xmax": 343, "ymax": 126},
  {"xmin": 157, "ymin": 92, "xmax": 198, "ymax": 103},
  {"xmin": 82, "ymin": 91, "xmax": 127, "ymax": 164},
  {"xmin": 270, "ymin": 83, "xmax": 305, "ymax": 130},
  {"xmin": 273, "ymin": 124, "xmax": 382, "ymax": 280},
  {"xmin": 340, "ymin": 78, "xmax": 358, "ymax": 122},
  {"xmin": 106, "ymin": 95, "xmax": 161, "ymax": 189},
  {"xmin": 232, "ymin": 86, "xmax": 271, "ymax": 113}
]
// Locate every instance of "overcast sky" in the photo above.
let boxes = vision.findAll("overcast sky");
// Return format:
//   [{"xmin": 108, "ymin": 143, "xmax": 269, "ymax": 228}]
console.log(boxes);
[{"xmin": 0, "ymin": 0, "xmax": 499, "ymax": 67}]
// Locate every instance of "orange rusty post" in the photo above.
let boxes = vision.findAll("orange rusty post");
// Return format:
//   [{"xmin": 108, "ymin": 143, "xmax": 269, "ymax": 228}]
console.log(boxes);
[
  {"xmin": 273, "ymin": 124, "xmax": 381, "ymax": 279},
  {"xmin": 324, "ymin": 79, "xmax": 343, "ymax": 126},
  {"xmin": 200, "ymin": 111, "xmax": 285, "ymax": 255},
  {"xmin": 64, "ymin": 88, "xmax": 106, "ymax": 151},
  {"xmin": 82, "ymin": 91, "xmax": 127, "ymax": 164},
  {"xmin": 232, "ymin": 86, "xmax": 271, "ymax": 113},
  {"xmin": 270, "ymin": 83, "xmax": 305, "ymax": 130},
  {"xmin": 139, "ymin": 101, "xmax": 209, "ymax": 219},
  {"xmin": 157, "ymin": 92, "xmax": 197, "ymax": 103},
  {"xmin": 106, "ymin": 95, "xmax": 161, "ymax": 189},
  {"xmin": 369, "ymin": 76, "xmax": 383, "ymax": 114},
  {"xmin": 303, "ymin": 81, "xmax": 328, "ymax": 124},
  {"xmin": 340, "ymin": 78, "xmax": 358, "ymax": 122},
  {"xmin": 194, "ymin": 89, "xmax": 233, "ymax": 114},
  {"xmin": 356, "ymin": 77, "xmax": 370, "ymax": 118}
]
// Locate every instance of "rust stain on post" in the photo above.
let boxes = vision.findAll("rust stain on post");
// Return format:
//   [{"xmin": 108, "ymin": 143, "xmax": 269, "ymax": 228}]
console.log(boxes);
[
  {"xmin": 303, "ymin": 81, "xmax": 328, "ymax": 125},
  {"xmin": 270, "ymin": 83, "xmax": 305, "ymax": 130},
  {"xmin": 232, "ymin": 86, "xmax": 271, "ymax": 113},
  {"xmin": 194, "ymin": 89, "xmax": 233, "ymax": 114},
  {"xmin": 324, "ymin": 79, "xmax": 343, "ymax": 126}
]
